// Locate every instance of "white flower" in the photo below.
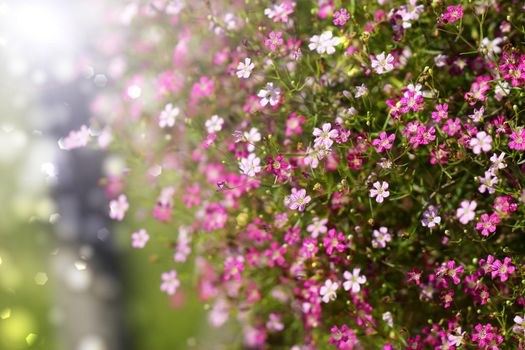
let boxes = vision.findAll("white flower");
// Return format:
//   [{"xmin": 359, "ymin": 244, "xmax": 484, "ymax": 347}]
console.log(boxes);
[
  {"xmin": 369, "ymin": 181, "xmax": 390, "ymax": 203},
  {"xmin": 319, "ymin": 279, "xmax": 339, "ymax": 303},
  {"xmin": 354, "ymin": 84, "xmax": 368, "ymax": 98},
  {"xmin": 371, "ymin": 52, "xmax": 395, "ymax": 74},
  {"xmin": 489, "ymin": 152, "xmax": 507, "ymax": 173},
  {"xmin": 456, "ymin": 200, "xmax": 477, "ymax": 224},
  {"xmin": 239, "ymin": 153, "xmax": 261, "ymax": 177},
  {"xmin": 312, "ymin": 123, "xmax": 339, "ymax": 148},
  {"xmin": 308, "ymin": 31, "xmax": 340, "ymax": 55},
  {"xmin": 372, "ymin": 226, "xmax": 392, "ymax": 248},
  {"xmin": 243, "ymin": 127, "xmax": 261, "ymax": 152},
  {"xmin": 236, "ymin": 58, "xmax": 254, "ymax": 79},
  {"xmin": 257, "ymin": 82, "xmax": 281, "ymax": 107},
  {"xmin": 205, "ymin": 115, "xmax": 224, "ymax": 134},
  {"xmin": 469, "ymin": 131, "xmax": 492, "ymax": 154},
  {"xmin": 434, "ymin": 54, "xmax": 448, "ymax": 67},
  {"xmin": 109, "ymin": 194, "xmax": 129, "ymax": 221},
  {"xmin": 343, "ymin": 268, "xmax": 367, "ymax": 293},
  {"xmin": 159, "ymin": 103, "xmax": 179, "ymax": 128},
  {"xmin": 448, "ymin": 327, "xmax": 465, "ymax": 347},
  {"xmin": 513, "ymin": 314, "xmax": 525, "ymax": 336},
  {"xmin": 382, "ymin": 312, "xmax": 394, "ymax": 328},
  {"xmin": 480, "ymin": 37, "xmax": 503, "ymax": 58}
]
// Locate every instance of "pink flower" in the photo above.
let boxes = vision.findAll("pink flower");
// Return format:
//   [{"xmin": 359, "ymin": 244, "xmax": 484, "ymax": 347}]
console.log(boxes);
[
  {"xmin": 264, "ymin": 31, "xmax": 284, "ymax": 52},
  {"xmin": 313, "ymin": 123, "xmax": 339, "ymax": 148},
  {"xmin": 160, "ymin": 270, "xmax": 180, "ymax": 295},
  {"xmin": 285, "ymin": 112, "xmax": 305, "ymax": 136},
  {"xmin": 469, "ymin": 131, "xmax": 493, "ymax": 154},
  {"xmin": 224, "ymin": 255, "xmax": 245, "ymax": 281},
  {"xmin": 286, "ymin": 188, "xmax": 311, "ymax": 211},
  {"xmin": 441, "ymin": 5, "xmax": 463, "ymax": 23},
  {"xmin": 369, "ymin": 181, "xmax": 390, "ymax": 203},
  {"xmin": 109, "ymin": 194, "xmax": 129, "ymax": 221},
  {"xmin": 490, "ymin": 257, "xmax": 515, "ymax": 282},
  {"xmin": 307, "ymin": 217, "xmax": 328, "ymax": 238},
  {"xmin": 300, "ymin": 238, "xmax": 319, "ymax": 258},
  {"xmin": 333, "ymin": 8, "xmax": 350, "ymax": 26},
  {"xmin": 431, "ymin": 103, "xmax": 448, "ymax": 123},
  {"xmin": 191, "ymin": 76, "xmax": 214, "ymax": 100},
  {"xmin": 456, "ymin": 200, "xmax": 477, "ymax": 224},
  {"xmin": 472, "ymin": 323, "xmax": 497, "ymax": 348},
  {"xmin": 59, "ymin": 125, "xmax": 91, "ymax": 150},
  {"xmin": 131, "ymin": 229, "xmax": 149, "ymax": 248},
  {"xmin": 323, "ymin": 228, "xmax": 347, "ymax": 255},
  {"xmin": 475, "ymin": 212, "xmax": 501, "ymax": 236},
  {"xmin": 264, "ymin": 242, "xmax": 286, "ymax": 267},
  {"xmin": 508, "ymin": 128, "xmax": 525, "ymax": 151},
  {"xmin": 372, "ymin": 132, "xmax": 395, "ymax": 153},
  {"xmin": 371, "ymin": 52, "xmax": 395, "ymax": 74},
  {"xmin": 440, "ymin": 289, "xmax": 454, "ymax": 308},
  {"xmin": 407, "ymin": 268, "xmax": 422, "ymax": 285}
]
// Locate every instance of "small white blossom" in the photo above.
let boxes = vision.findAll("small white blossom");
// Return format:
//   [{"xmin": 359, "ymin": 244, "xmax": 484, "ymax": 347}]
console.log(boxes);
[
  {"xmin": 159, "ymin": 103, "xmax": 180, "ymax": 128},
  {"xmin": 239, "ymin": 153, "xmax": 261, "ymax": 177},
  {"xmin": 257, "ymin": 82, "xmax": 281, "ymax": 107},
  {"xmin": 320, "ymin": 279, "xmax": 339, "ymax": 303},
  {"xmin": 308, "ymin": 31, "xmax": 340, "ymax": 55},
  {"xmin": 456, "ymin": 200, "xmax": 477, "ymax": 224},
  {"xmin": 370, "ymin": 181, "xmax": 390, "ymax": 203},
  {"xmin": 371, "ymin": 52, "xmax": 395, "ymax": 74},
  {"xmin": 236, "ymin": 58, "xmax": 254, "ymax": 79},
  {"xmin": 205, "ymin": 115, "xmax": 224, "ymax": 134},
  {"xmin": 469, "ymin": 131, "xmax": 492, "ymax": 154},
  {"xmin": 343, "ymin": 268, "xmax": 367, "ymax": 294}
]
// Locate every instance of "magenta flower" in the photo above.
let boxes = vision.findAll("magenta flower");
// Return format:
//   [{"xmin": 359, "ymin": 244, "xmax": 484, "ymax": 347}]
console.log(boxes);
[
  {"xmin": 441, "ymin": 5, "xmax": 463, "ymax": 23},
  {"xmin": 264, "ymin": 31, "xmax": 284, "ymax": 52},
  {"xmin": 264, "ymin": 242, "xmax": 286, "ymax": 267},
  {"xmin": 333, "ymin": 8, "xmax": 350, "ymax": 26},
  {"xmin": 508, "ymin": 128, "xmax": 525, "ymax": 151},
  {"xmin": 286, "ymin": 188, "xmax": 311, "ymax": 211},
  {"xmin": 472, "ymin": 323, "xmax": 497, "ymax": 348},
  {"xmin": 440, "ymin": 289, "xmax": 454, "ymax": 308},
  {"xmin": 431, "ymin": 103, "xmax": 448, "ymax": 123},
  {"xmin": 223, "ymin": 255, "xmax": 245, "ymax": 281},
  {"xmin": 476, "ymin": 212, "xmax": 501, "ymax": 236},
  {"xmin": 372, "ymin": 132, "xmax": 395, "ymax": 153},
  {"xmin": 490, "ymin": 257, "xmax": 515, "ymax": 282},
  {"xmin": 323, "ymin": 228, "xmax": 346, "ymax": 255}
]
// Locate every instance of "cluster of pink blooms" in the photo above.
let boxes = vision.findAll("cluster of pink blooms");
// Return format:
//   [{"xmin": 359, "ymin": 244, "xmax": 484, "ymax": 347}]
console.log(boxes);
[{"xmin": 64, "ymin": 0, "xmax": 525, "ymax": 348}]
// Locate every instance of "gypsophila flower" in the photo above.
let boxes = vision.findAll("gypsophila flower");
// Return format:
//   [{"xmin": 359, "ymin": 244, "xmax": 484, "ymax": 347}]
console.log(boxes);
[
  {"xmin": 320, "ymin": 279, "xmax": 339, "ymax": 303},
  {"xmin": 421, "ymin": 205, "xmax": 441, "ymax": 228},
  {"xmin": 131, "ymin": 229, "xmax": 149, "ymax": 248},
  {"xmin": 369, "ymin": 181, "xmax": 390, "ymax": 203},
  {"xmin": 354, "ymin": 84, "xmax": 368, "ymax": 98},
  {"xmin": 286, "ymin": 188, "xmax": 311, "ymax": 212},
  {"xmin": 469, "ymin": 131, "xmax": 492, "ymax": 154},
  {"xmin": 160, "ymin": 270, "xmax": 180, "ymax": 295},
  {"xmin": 239, "ymin": 153, "xmax": 261, "ymax": 177},
  {"xmin": 372, "ymin": 227, "xmax": 392, "ymax": 248},
  {"xmin": 109, "ymin": 194, "xmax": 129, "ymax": 221},
  {"xmin": 371, "ymin": 52, "xmax": 395, "ymax": 74},
  {"xmin": 456, "ymin": 200, "xmax": 477, "ymax": 224},
  {"xmin": 257, "ymin": 82, "xmax": 281, "ymax": 107},
  {"xmin": 158, "ymin": 103, "xmax": 179, "ymax": 128},
  {"xmin": 343, "ymin": 268, "xmax": 367, "ymax": 294},
  {"xmin": 236, "ymin": 58, "xmax": 254, "ymax": 79},
  {"xmin": 205, "ymin": 115, "xmax": 224, "ymax": 134},
  {"xmin": 307, "ymin": 217, "xmax": 328, "ymax": 238},
  {"xmin": 313, "ymin": 123, "xmax": 339, "ymax": 149},
  {"xmin": 308, "ymin": 31, "xmax": 340, "ymax": 55}
]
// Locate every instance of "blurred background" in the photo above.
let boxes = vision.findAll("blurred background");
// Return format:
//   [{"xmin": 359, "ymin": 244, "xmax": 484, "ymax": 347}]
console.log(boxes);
[{"xmin": 0, "ymin": 1, "xmax": 220, "ymax": 349}]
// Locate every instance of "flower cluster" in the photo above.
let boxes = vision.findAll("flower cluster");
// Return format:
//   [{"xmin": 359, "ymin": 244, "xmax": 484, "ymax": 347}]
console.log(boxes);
[{"xmin": 68, "ymin": 1, "xmax": 525, "ymax": 349}]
